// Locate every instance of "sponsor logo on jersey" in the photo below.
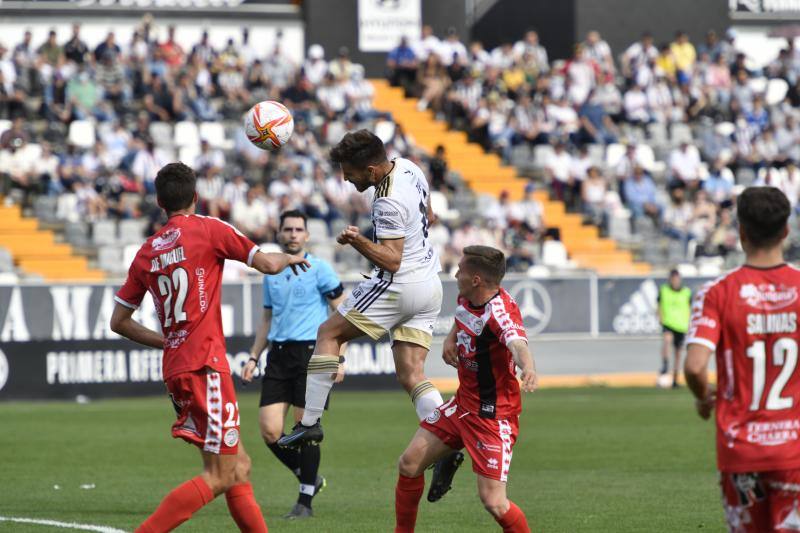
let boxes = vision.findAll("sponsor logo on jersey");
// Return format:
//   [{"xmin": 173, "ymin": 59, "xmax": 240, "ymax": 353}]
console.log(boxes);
[
  {"xmin": 224, "ymin": 428, "xmax": 240, "ymax": 447},
  {"xmin": 508, "ymin": 281, "xmax": 552, "ymax": 335},
  {"xmin": 0, "ymin": 348, "xmax": 8, "ymax": 392},
  {"xmin": 165, "ymin": 329, "xmax": 189, "ymax": 349},
  {"xmin": 455, "ymin": 306, "xmax": 488, "ymax": 335},
  {"xmin": 778, "ymin": 501, "xmax": 800, "ymax": 531},
  {"xmin": 486, "ymin": 458, "xmax": 499, "ymax": 470},
  {"xmin": 152, "ymin": 228, "xmax": 181, "ymax": 251},
  {"xmin": 476, "ymin": 440, "xmax": 502, "ymax": 453},
  {"xmin": 196, "ymin": 268, "xmax": 208, "ymax": 313},
  {"xmin": 425, "ymin": 409, "xmax": 441, "ymax": 424},
  {"xmin": 740, "ymin": 283, "xmax": 798, "ymax": 311},
  {"xmin": 692, "ymin": 316, "xmax": 717, "ymax": 329},
  {"xmin": 612, "ymin": 280, "xmax": 660, "ymax": 335},
  {"xmin": 746, "ymin": 419, "xmax": 800, "ymax": 446}
]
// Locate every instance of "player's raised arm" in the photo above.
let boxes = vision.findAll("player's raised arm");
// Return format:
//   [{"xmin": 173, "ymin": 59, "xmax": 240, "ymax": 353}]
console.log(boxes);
[
  {"xmin": 251, "ymin": 250, "xmax": 311, "ymax": 275},
  {"xmin": 110, "ymin": 303, "xmax": 164, "ymax": 349}
]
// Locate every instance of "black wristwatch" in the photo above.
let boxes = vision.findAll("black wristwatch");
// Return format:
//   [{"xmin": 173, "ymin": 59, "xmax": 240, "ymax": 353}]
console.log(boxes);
[
  {"xmin": 339, "ymin": 356, "xmax": 345, "ymax": 363},
  {"xmin": 249, "ymin": 356, "xmax": 259, "ymax": 364}
]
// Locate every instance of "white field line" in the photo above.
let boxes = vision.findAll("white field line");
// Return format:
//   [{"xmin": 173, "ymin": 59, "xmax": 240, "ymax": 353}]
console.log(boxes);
[{"xmin": 0, "ymin": 516, "xmax": 127, "ymax": 533}]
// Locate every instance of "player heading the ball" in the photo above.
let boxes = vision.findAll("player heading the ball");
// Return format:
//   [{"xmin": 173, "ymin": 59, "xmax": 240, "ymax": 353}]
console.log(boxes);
[{"xmin": 110, "ymin": 162, "xmax": 309, "ymax": 533}]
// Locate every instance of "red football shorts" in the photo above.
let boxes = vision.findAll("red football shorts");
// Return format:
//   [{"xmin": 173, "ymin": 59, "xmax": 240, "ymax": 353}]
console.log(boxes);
[
  {"xmin": 165, "ymin": 368, "xmax": 240, "ymax": 455},
  {"xmin": 420, "ymin": 397, "xmax": 518, "ymax": 482},
  {"xmin": 720, "ymin": 469, "xmax": 800, "ymax": 532}
]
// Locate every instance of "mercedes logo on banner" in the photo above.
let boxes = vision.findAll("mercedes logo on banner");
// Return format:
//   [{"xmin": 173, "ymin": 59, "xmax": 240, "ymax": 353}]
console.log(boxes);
[
  {"xmin": 0, "ymin": 348, "xmax": 8, "ymax": 392},
  {"xmin": 509, "ymin": 280, "xmax": 552, "ymax": 335}
]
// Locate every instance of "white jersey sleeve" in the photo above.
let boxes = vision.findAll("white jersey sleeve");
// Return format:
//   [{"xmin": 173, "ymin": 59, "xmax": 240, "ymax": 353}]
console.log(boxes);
[{"xmin": 369, "ymin": 158, "xmax": 441, "ymax": 283}]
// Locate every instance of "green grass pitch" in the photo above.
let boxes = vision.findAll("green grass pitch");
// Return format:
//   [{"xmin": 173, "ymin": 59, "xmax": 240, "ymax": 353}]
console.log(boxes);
[{"xmin": 0, "ymin": 388, "xmax": 723, "ymax": 532}]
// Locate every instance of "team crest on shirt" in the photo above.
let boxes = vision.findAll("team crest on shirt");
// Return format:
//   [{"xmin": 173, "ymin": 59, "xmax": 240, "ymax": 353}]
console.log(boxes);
[
  {"xmin": 152, "ymin": 228, "xmax": 182, "ymax": 251},
  {"xmin": 739, "ymin": 284, "xmax": 798, "ymax": 311},
  {"xmin": 224, "ymin": 428, "xmax": 239, "ymax": 447}
]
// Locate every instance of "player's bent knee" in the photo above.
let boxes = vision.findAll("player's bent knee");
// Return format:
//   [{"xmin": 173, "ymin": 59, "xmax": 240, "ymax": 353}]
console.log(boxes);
[
  {"xmin": 235, "ymin": 452, "xmax": 252, "ymax": 483},
  {"xmin": 397, "ymin": 451, "xmax": 423, "ymax": 478},
  {"xmin": 480, "ymin": 494, "xmax": 509, "ymax": 518},
  {"xmin": 260, "ymin": 426, "xmax": 282, "ymax": 444}
]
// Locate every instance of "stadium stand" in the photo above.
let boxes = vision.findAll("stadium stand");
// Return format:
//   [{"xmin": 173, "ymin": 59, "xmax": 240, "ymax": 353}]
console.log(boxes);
[{"xmin": 5, "ymin": 18, "xmax": 800, "ymax": 280}]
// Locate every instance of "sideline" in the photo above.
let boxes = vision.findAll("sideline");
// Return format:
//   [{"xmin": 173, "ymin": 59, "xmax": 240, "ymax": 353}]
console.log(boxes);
[
  {"xmin": 0, "ymin": 516, "xmax": 127, "ymax": 533},
  {"xmin": 430, "ymin": 371, "xmax": 719, "ymax": 393}
]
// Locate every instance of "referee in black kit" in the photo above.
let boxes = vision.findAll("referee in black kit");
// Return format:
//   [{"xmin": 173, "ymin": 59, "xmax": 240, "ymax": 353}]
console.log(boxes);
[{"xmin": 242, "ymin": 210, "xmax": 346, "ymax": 520}]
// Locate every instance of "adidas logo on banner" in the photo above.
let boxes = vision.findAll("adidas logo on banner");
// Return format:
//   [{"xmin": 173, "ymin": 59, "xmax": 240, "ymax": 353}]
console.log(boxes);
[{"xmin": 612, "ymin": 280, "xmax": 661, "ymax": 334}]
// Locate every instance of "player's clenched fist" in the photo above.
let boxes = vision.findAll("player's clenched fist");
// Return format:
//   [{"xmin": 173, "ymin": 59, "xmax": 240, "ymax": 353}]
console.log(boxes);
[
  {"xmin": 519, "ymin": 368, "xmax": 538, "ymax": 393},
  {"xmin": 336, "ymin": 225, "xmax": 360, "ymax": 245}
]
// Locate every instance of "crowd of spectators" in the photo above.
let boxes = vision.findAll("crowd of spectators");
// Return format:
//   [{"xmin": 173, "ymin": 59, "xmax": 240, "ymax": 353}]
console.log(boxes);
[
  {"xmin": 0, "ymin": 17, "xmax": 455, "ymax": 276},
  {"xmin": 387, "ymin": 25, "xmax": 800, "ymax": 265}
]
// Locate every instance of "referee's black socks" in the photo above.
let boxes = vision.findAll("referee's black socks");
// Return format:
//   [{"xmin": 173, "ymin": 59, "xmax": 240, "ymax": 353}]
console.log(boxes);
[
  {"xmin": 267, "ymin": 437, "xmax": 301, "ymax": 477},
  {"xmin": 298, "ymin": 443, "xmax": 321, "ymax": 508}
]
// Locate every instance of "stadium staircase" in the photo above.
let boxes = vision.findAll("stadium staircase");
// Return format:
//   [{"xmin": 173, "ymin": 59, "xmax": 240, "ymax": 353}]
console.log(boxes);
[
  {"xmin": 370, "ymin": 79, "xmax": 651, "ymax": 275},
  {"xmin": 0, "ymin": 201, "xmax": 105, "ymax": 281}
]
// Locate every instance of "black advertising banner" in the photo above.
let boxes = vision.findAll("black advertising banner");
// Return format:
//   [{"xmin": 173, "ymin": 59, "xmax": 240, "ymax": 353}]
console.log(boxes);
[{"xmin": 0, "ymin": 337, "xmax": 398, "ymax": 400}]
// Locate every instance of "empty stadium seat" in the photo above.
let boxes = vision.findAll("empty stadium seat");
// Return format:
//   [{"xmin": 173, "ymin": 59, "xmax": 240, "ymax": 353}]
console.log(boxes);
[
  {"xmin": 173, "ymin": 121, "xmax": 201, "ymax": 148},
  {"xmin": 122, "ymin": 244, "xmax": 139, "ymax": 269},
  {"xmin": 98, "ymin": 246, "xmax": 124, "ymax": 274},
  {"xmin": 68, "ymin": 120, "xmax": 96, "ymax": 149},
  {"xmin": 306, "ymin": 219, "xmax": 329, "ymax": 243},
  {"xmin": 92, "ymin": 220, "xmax": 117, "ymax": 246},
  {"xmin": 64, "ymin": 221, "xmax": 90, "ymax": 247},
  {"xmin": 542, "ymin": 240, "xmax": 569, "ymax": 268},
  {"xmin": 119, "ymin": 219, "xmax": 147, "ymax": 244},
  {"xmin": 430, "ymin": 190, "xmax": 459, "ymax": 221},
  {"xmin": 179, "ymin": 145, "xmax": 201, "ymax": 165},
  {"xmin": 149, "ymin": 122, "xmax": 174, "ymax": 148},
  {"xmin": 199, "ymin": 122, "xmax": 233, "ymax": 149},
  {"xmin": 0, "ymin": 246, "xmax": 13, "ymax": 272}
]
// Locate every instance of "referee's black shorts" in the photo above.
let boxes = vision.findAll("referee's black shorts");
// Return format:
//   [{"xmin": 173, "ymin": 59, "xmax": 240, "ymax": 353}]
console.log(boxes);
[{"xmin": 259, "ymin": 341, "xmax": 329, "ymax": 409}]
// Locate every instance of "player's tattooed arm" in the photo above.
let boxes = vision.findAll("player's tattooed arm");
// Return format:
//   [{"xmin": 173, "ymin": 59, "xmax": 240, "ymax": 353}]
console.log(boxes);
[
  {"xmin": 684, "ymin": 343, "xmax": 715, "ymax": 420},
  {"xmin": 252, "ymin": 251, "xmax": 311, "ymax": 275},
  {"xmin": 110, "ymin": 303, "xmax": 164, "ymax": 349},
  {"xmin": 508, "ymin": 339, "xmax": 538, "ymax": 392},
  {"xmin": 338, "ymin": 226, "xmax": 404, "ymax": 273}
]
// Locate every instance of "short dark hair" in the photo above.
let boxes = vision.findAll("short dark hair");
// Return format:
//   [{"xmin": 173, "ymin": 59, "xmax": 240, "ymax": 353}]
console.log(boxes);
[
  {"xmin": 279, "ymin": 209, "xmax": 307, "ymax": 230},
  {"xmin": 462, "ymin": 245, "xmax": 506, "ymax": 285},
  {"xmin": 155, "ymin": 162, "xmax": 196, "ymax": 213},
  {"xmin": 330, "ymin": 129, "xmax": 387, "ymax": 169},
  {"xmin": 737, "ymin": 186, "xmax": 790, "ymax": 248}
]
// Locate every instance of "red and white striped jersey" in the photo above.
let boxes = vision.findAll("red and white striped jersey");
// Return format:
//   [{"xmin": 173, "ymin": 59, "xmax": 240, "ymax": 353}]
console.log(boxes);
[
  {"xmin": 454, "ymin": 288, "xmax": 527, "ymax": 419},
  {"xmin": 688, "ymin": 264, "xmax": 800, "ymax": 472},
  {"xmin": 116, "ymin": 215, "xmax": 258, "ymax": 380}
]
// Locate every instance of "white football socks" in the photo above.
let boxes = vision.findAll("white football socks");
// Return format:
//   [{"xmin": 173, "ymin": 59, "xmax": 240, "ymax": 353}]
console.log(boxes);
[
  {"xmin": 302, "ymin": 355, "xmax": 339, "ymax": 426},
  {"xmin": 410, "ymin": 380, "xmax": 444, "ymax": 420}
]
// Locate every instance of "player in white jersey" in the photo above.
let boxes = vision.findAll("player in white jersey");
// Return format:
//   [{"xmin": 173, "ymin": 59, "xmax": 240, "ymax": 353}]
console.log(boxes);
[{"xmin": 280, "ymin": 130, "xmax": 463, "ymax": 501}]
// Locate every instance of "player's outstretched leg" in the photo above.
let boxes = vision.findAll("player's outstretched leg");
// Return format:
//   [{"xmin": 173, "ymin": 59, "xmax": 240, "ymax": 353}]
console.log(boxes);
[
  {"xmin": 224, "ymin": 443, "xmax": 269, "ymax": 533},
  {"xmin": 393, "ymin": 340, "xmax": 464, "ymax": 503},
  {"xmin": 396, "ymin": 428, "xmax": 456, "ymax": 533},
  {"xmin": 279, "ymin": 314, "xmax": 361, "ymax": 449},
  {"xmin": 135, "ymin": 476, "xmax": 215, "ymax": 533},
  {"xmin": 476, "ymin": 475, "xmax": 530, "ymax": 533}
]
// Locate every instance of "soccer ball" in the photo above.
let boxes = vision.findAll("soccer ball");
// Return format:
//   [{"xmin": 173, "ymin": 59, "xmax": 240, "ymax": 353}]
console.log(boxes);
[
  {"xmin": 656, "ymin": 373, "xmax": 672, "ymax": 389},
  {"xmin": 243, "ymin": 100, "xmax": 294, "ymax": 150}
]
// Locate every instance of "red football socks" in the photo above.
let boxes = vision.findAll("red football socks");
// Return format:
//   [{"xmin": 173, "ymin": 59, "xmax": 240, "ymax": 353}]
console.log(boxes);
[
  {"xmin": 496, "ymin": 501, "xmax": 531, "ymax": 533},
  {"xmin": 225, "ymin": 482, "xmax": 268, "ymax": 532},
  {"xmin": 395, "ymin": 474, "xmax": 425, "ymax": 533},
  {"xmin": 135, "ymin": 476, "xmax": 214, "ymax": 533}
]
